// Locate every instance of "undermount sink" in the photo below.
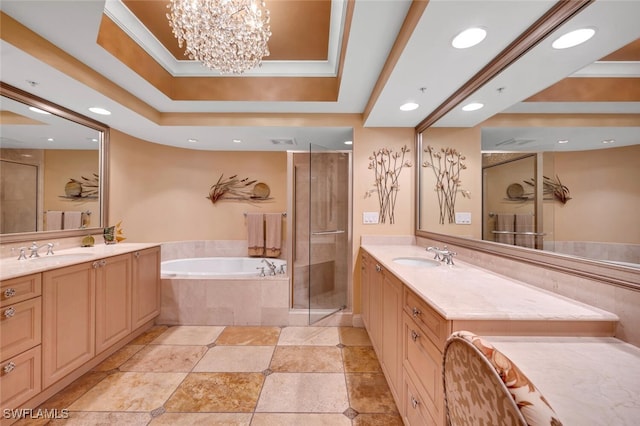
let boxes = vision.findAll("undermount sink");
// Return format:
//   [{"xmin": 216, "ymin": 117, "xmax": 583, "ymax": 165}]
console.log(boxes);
[
  {"xmin": 392, "ymin": 257, "xmax": 441, "ymax": 268},
  {"xmin": 29, "ymin": 253, "xmax": 95, "ymax": 265}
]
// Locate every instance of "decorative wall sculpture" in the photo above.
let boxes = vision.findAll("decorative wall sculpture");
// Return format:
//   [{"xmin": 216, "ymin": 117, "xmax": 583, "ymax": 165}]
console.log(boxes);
[{"xmin": 365, "ymin": 145, "xmax": 412, "ymax": 224}]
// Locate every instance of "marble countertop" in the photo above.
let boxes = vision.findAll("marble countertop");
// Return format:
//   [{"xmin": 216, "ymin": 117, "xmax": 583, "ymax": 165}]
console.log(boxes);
[
  {"xmin": 486, "ymin": 336, "xmax": 640, "ymax": 425},
  {"xmin": 0, "ymin": 243, "xmax": 160, "ymax": 281},
  {"xmin": 361, "ymin": 244, "xmax": 619, "ymax": 322}
]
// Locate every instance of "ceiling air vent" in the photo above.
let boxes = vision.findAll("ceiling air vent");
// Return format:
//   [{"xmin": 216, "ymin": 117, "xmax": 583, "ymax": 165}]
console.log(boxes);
[
  {"xmin": 495, "ymin": 138, "xmax": 536, "ymax": 146},
  {"xmin": 270, "ymin": 138, "xmax": 297, "ymax": 146}
]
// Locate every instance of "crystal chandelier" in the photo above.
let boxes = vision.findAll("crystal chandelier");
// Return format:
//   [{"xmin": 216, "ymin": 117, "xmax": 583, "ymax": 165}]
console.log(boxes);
[{"xmin": 167, "ymin": 0, "xmax": 271, "ymax": 74}]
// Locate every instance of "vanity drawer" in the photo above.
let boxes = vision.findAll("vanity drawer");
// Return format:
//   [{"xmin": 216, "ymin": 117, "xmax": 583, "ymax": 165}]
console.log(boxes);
[
  {"xmin": 0, "ymin": 345, "xmax": 42, "ymax": 410},
  {"xmin": 0, "ymin": 297, "xmax": 42, "ymax": 361},
  {"xmin": 404, "ymin": 288, "xmax": 449, "ymax": 348},
  {"xmin": 403, "ymin": 368, "xmax": 438, "ymax": 426},
  {"xmin": 1, "ymin": 273, "xmax": 42, "ymax": 307},
  {"xmin": 402, "ymin": 313, "xmax": 444, "ymax": 425}
]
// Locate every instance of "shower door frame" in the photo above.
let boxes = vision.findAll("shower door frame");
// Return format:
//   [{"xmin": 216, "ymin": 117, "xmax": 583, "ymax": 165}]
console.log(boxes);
[{"xmin": 287, "ymin": 148, "xmax": 353, "ymax": 324}]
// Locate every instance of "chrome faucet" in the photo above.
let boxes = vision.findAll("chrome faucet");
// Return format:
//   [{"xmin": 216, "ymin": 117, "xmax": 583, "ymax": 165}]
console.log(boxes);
[
  {"xmin": 427, "ymin": 246, "xmax": 456, "ymax": 265},
  {"xmin": 29, "ymin": 242, "xmax": 55, "ymax": 258},
  {"xmin": 261, "ymin": 259, "xmax": 277, "ymax": 276}
]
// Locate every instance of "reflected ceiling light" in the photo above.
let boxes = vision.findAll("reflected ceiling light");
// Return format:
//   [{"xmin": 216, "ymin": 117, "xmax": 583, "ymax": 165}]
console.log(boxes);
[
  {"xmin": 187, "ymin": 138, "xmax": 198, "ymax": 143},
  {"xmin": 558, "ymin": 139, "xmax": 569, "ymax": 144},
  {"xmin": 344, "ymin": 140, "xmax": 353, "ymax": 145},
  {"xmin": 233, "ymin": 139, "xmax": 242, "ymax": 143},
  {"xmin": 461, "ymin": 102, "xmax": 484, "ymax": 111},
  {"xmin": 47, "ymin": 138, "xmax": 54, "ymax": 142},
  {"xmin": 602, "ymin": 139, "xmax": 615, "ymax": 144},
  {"xmin": 452, "ymin": 27, "xmax": 487, "ymax": 49},
  {"xmin": 552, "ymin": 28, "xmax": 595, "ymax": 49},
  {"xmin": 167, "ymin": 0, "xmax": 271, "ymax": 74},
  {"xmin": 28, "ymin": 106, "xmax": 50, "ymax": 115},
  {"xmin": 400, "ymin": 102, "xmax": 419, "ymax": 111},
  {"xmin": 89, "ymin": 107, "xmax": 111, "ymax": 115}
]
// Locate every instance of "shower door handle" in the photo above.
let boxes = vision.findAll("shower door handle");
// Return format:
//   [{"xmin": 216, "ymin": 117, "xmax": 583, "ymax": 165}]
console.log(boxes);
[{"xmin": 311, "ymin": 230, "xmax": 345, "ymax": 235}]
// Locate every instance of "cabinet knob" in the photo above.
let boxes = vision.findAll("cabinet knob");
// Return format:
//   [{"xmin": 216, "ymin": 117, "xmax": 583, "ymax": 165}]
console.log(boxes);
[
  {"xmin": 412, "ymin": 307, "xmax": 421, "ymax": 318},
  {"xmin": 134, "ymin": 251, "xmax": 140, "ymax": 258},
  {"xmin": 3, "ymin": 287, "xmax": 16, "ymax": 298},
  {"xmin": 375, "ymin": 264, "xmax": 382, "ymax": 273},
  {"xmin": 411, "ymin": 330, "xmax": 420, "ymax": 342},
  {"xmin": 3, "ymin": 361, "xmax": 16, "ymax": 374},
  {"xmin": 100, "ymin": 259, "xmax": 107, "ymax": 266},
  {"xmin": 92, "ymin": 261, "xmax": 100, "ymax": 269},
  {"xmin": 3, "ymin": 307, "xmax": 16, "ymax": 319},
  {"xmin": 411, "ymin": 395, "xmax": 420, "ymax": 409}
]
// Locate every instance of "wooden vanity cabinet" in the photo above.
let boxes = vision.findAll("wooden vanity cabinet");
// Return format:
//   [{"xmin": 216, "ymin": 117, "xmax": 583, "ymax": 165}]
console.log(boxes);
[
  {"xmin": 360, "ymin": 251, "xmax": 402, "ymax": 401},
  {"xmin": 132, "ymin": 247, "xmax": 161, "ymax": 329},
  {"xmin": 0, "ymin": 274, "xmax": 42, "ymax": 410}
]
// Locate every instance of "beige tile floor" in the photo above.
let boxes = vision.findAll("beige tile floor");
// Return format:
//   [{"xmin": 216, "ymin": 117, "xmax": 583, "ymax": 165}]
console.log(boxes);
[{"xmin": 17, "ymin": 326, "xmax": 403, "ymax": 425}]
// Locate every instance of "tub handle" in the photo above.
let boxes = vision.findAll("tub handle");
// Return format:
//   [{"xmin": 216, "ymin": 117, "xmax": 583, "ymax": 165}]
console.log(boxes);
[{"xmin": 256, "ymin": 267, "xmax": 266, "ymax": 277}]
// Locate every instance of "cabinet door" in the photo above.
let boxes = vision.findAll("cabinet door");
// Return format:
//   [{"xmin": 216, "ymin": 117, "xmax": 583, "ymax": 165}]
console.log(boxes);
[
  {"xmin": 368, "ymin": 259, "xmax": 383, "ymax": 350},
  {"xmin": 381, "ymin": 272, "xmax": 402, "ymax": 399},
  {"xmin": 131, "ymin": 247, "xmax": 161, "ymax": 329},
  {"xmin": 360, "ymin": 253, "xmax": 371, "ymax": 328},
  {"xmin": 42, "ymin": 262, "xmax": 95, "ymax": 389},
  {"xmin": 95, "ymin": 254, "xmax": 132, "ymax": 354}
]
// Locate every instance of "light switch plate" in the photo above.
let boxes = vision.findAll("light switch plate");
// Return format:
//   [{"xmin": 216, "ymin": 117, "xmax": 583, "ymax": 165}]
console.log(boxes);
[
  {"xmin": 363, "ymin": 212, "xmax": 379, "ymax": 224},
  {"xmin": 455, "ymin": 212, "xmax": 471, "ymax": 224}
]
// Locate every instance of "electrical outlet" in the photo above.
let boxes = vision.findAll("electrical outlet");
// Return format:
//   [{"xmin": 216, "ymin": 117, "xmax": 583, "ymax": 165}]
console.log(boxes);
[
  {"xmin": 455, "ymin": 212, "xmax": 471, "ymax": 224},
  {"xmin": 363, "ymin": 212, "xmax": 379, "ymax": 224}
]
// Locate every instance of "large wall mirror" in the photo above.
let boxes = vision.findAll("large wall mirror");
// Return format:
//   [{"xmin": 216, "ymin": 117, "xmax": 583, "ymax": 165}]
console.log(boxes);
[
  {"xmin": 0, "ymin": 82, "xmax": 109, "ymax": 243},
  {"xmin": 415, "ymin": 3, "xmax": 639, "ymax": 289}
]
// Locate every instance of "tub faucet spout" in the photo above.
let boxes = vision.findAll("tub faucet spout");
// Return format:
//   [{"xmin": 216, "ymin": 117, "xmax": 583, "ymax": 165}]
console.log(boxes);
[{"xmin": 262, "ymin": 259, "xmax": 277, "ymax": 276}]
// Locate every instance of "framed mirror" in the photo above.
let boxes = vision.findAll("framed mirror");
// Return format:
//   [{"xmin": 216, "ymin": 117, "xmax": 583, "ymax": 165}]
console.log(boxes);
[
  {"xmin": 0, "ymin": 82, "xmax": 109, "ymax": 243},
  {"xmin": 415, "ymin": 2, "xmax": 639, "ymax": 289}
]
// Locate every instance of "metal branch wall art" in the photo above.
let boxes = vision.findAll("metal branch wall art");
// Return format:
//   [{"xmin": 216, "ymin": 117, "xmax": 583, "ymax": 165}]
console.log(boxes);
[
  {"xmin": 365, "ymin": 145, "xmax": 412, "ymax": 224},
  {"xmin": 422, "ymin": 146, "xmax": 470, "ymax": 224},
  {"xmin": 207, "ymin": 174, "xmax": 272, "ymax": 204}
]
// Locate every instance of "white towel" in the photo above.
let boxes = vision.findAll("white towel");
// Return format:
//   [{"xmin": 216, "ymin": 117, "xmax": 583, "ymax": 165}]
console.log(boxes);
[
  {"xmin": 246, "ymin": 213, "xmax": 265, "ymax": 257},
  {"xmin": 515, "ymin": 214, "xmax": 535, "ymax": 248},
  {"xmin": 46, "ymin": 211, "xmax": 63, "ymax": 231},
  {"xmin": 265, "ymin": 213, "xmax": 282, "ymax": 258},
  {"xmin": 63, "ymin": 211, "xmax": 82, "ymax": 229},
  {"xmin": 495, "ymin": 214, "xmax": 515, "ymax": 245}
]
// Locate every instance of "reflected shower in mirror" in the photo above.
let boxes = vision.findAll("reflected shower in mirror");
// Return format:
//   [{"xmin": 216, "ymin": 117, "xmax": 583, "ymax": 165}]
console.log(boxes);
[{"xmin": 0, "ymin": 82, "xmax": 108, "ymax": 242}]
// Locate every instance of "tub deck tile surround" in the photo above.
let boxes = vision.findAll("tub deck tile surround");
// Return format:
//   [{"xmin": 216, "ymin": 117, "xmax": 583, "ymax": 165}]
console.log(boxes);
[{"xmin": 11, "ymin": 326, "xmax": 401, "ymax": 425}]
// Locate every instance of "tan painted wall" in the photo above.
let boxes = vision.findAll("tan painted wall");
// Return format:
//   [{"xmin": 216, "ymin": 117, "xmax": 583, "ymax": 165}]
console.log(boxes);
[{"xmin": 108, "ymin": 130, "xmax": 288, "ymax": 243}]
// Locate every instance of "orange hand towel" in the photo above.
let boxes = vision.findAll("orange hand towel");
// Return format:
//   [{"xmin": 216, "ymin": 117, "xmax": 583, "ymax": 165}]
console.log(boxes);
[
  {"xmin": 247, "ymin": 213, "xmax": 265, "ymax": 257},
  {"xmin": 265, "ymin": 213, "xmax": 282, "ymax": 258}
]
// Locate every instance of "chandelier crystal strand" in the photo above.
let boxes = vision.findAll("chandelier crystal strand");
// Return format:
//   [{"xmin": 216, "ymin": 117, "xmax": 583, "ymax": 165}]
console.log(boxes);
[{"xmin": 167, "ymin": 0, "xmax": 271, "ymax": 74}]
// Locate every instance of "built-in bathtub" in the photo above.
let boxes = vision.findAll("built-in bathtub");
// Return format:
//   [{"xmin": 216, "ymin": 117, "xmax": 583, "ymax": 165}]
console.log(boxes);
[
  {"xmin": 159, "ymin": 241, "xmax": 291, "ymax": 326},
  {"xmin": 162, "ymin": 257, "xmax": 286, "ymax": 277}
]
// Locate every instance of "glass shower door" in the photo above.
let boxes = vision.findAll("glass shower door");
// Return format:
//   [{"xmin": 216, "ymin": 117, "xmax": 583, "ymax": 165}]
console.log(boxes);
[{"xmin": 308, "ymin": 144, "xmax": 350, "ymax": 324}]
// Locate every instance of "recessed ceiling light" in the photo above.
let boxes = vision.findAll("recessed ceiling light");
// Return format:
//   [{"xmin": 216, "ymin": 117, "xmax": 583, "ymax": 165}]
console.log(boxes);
[
  {"xmin": 400, "ymin": 102, "xmax": 419, "ymax": 111},
  {"xmin": 602, "ymin": 139, "xmax": 615, "ymax": 144},
  {"xmin": 29, "ymin": 106, "xmax": 50, "ymax": 115},
  {"xmin": 89, "ymin": 107, "xmax": 111, "ymax": 115},
  {"xmin": 344, "ymin": 140, "xmax": 353, "ymax": 145},
  {"xmin": 233, "ymin": 139, "xmax": 242, "ymax": 143},
  {"xmin": 558, "ymin": 139, "xmax": 569, "ymax": 144},
  {"xmin": 452, "ymin": 27, "xmax": 487, "ymax": 49},
  {"xmin": 47, "ymin": 138, "xmax": 54, "ymax": 142},
  {"xmin": 461, "ymin": 102, "xmax": 484, "ymax": 112},
  {"xmin": 187, "ymin": 138, "xmax": 198, "ymax": 143},
  {"xmin": 552, "ymin": 28, "xmax": 595, "ymax": 49}
]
